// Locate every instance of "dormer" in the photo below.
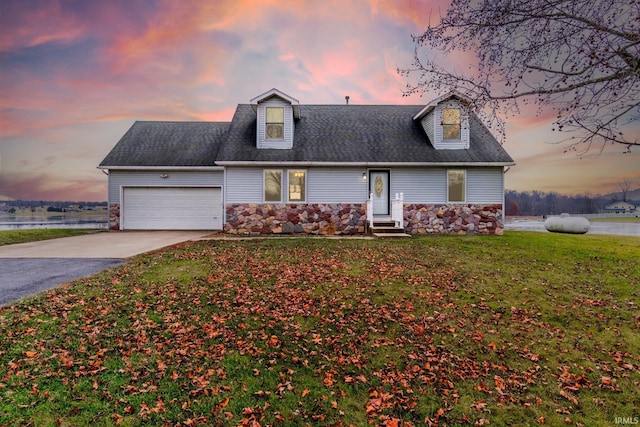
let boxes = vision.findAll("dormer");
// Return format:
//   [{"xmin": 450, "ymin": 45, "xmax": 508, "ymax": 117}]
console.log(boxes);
[
  {"xmin": 250, "ymin": 88, "xmax": 300, "ymax": 149},
  {"xmin": 413, "ymin": 93, "xmax": 470, "ymax": 150}
]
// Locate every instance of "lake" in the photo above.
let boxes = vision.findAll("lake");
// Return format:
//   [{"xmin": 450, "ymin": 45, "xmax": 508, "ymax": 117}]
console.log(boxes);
[{"xmin": 0, "ymin": 214, "xmax": 108, "ymax": 230}]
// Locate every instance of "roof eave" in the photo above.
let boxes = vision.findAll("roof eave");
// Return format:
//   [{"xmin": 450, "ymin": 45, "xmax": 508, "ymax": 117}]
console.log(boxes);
[
  {"xmin": 250, "ymin": 88, "xmax": 301, "ymax": 119},
  {"xmin": 216, "ymin": 161, "xmax": 515, "ymax": 167},
  {"xmin": 97, "ymin": 165, "xmax": 224, "ymax": 171},
  {"xmin": 413, "ymin": 91, "xmax": 472, "ymax": 121}
]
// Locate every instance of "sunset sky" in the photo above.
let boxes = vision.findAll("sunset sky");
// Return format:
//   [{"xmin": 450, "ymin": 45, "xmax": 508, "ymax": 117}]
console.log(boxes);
[{"xmin": 1, "ymin": 0, "xmax": 638, "ymax": 202}]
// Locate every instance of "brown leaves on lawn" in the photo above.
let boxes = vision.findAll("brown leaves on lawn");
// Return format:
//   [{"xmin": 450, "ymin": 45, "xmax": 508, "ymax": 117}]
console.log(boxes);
[{"xmin": 1, "ymin": 239, "xmax": 638, "ymax": 426}]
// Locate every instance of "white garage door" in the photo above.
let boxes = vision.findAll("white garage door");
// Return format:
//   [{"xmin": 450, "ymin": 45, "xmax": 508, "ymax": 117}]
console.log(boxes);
[{"xmin": 122, "ymin": 187, "xmax": 222, "ymax": 230}]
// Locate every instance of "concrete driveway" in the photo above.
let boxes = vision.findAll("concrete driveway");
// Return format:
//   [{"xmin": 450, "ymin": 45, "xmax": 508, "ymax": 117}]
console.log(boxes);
[{"xmin": 0, "ymin": 231, "xmax": 211, "ymax": 306}]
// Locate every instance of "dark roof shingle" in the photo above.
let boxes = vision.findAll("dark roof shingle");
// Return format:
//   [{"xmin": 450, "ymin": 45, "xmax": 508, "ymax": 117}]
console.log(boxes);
[
  {"xmin": 99, "ymin": 121, "xmax": 230, "ymax": 167},
  {"xmin": 216, "ymin": 104, "xmax": 514, "ymax": 164},
  {"xmin": 99, "ymin": 104, "xmax": 514, "ymax": 167}
]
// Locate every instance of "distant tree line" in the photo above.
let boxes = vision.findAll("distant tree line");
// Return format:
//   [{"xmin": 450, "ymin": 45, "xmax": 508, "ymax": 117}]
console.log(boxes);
[
  {"xmin": 505, "ymin": 190, "xmax": 637, "ymax": 216},
  {"xmin": 1, "ymin": 200, "xmax": 107, "ymax": 213}
]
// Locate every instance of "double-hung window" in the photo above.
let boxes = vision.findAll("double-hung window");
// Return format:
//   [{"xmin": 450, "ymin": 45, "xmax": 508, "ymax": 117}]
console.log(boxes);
[
  {"xmin": 288, "ymin": 170, "xmax": 306, "ymax": 202},
  {"xmin": 442, "ymin": 108, "xmax": 461, "ymax": 140},
  {"xmin": 447, "ymin": 170, "xmax": 466, "ymax": 202},
  {"xmin": 266, "ymin": 107, "xmax": 284, "ymax": 140},
  {"xmin": 263, "ymin": 169, "xmax": 306, "ymax": 202},
  {"xmin": 264, "ymin": 169, "xmax": 282, "ymax": 202}
]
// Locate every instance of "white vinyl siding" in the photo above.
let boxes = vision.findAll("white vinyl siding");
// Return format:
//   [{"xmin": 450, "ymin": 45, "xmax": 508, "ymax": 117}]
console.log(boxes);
[
  {"xmin": 391, "ymin": 169, "xmax": 446, "ymax": 204},
  {"xmin": 467, "ymin": 168, "xmax": 504, "ymax": 203},
  {"xmin": 225, "ymin": 168, "xmax": 263, "ymax": 203},
  {"xmin": 392, "ymin": 167, "xmax": 503, "ymax": 204},
  {"xmin": 307, "ymin": 168, "xmax": 368, "ymax": 203},
  {"xmin": 108, "ymin": 170, "xmax": 223, "ymax": 205},
  {"xmin": 420, "ymin": 111, "xmax": 435, "ymax": 144},
  {"xmin": 257, "ymin": 99, "xmax": 294, "ymax": 149},
  {"xmin": 122, "ymin": 187, "xmax": 222, "ymax": 230}
]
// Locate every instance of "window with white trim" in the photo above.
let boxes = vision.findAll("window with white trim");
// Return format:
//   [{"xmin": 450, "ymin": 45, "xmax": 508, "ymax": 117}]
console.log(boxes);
[
  {"xmin": 266, "ymin": 107, "xmax": 284, "ymax": 140},
  {"xmin": 447, "ymin": 170, "xmax": 466, "ymax": 202},
  {"xmin": 442, "ymin": 108, "xmax": 461, "ymax": 140},
  {"xmin": 264, "ymin": 169, "xmax": 282, "ymax": 202},
  {"xmin": 288, "ymin": 170, "xmax": 306, "ymax": 202}
]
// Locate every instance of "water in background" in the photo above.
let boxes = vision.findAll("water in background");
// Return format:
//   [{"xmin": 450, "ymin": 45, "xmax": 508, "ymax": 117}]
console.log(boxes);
[{"xmin": 0, "ymin": 213, "xmax": 108, "ymax": 230}]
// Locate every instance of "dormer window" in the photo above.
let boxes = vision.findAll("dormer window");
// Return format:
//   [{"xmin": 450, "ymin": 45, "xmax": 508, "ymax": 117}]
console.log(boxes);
[
  {"xmin": 413, "ymin": 93, "xmax": 471, "ymax": 150},
  {"xmin": 266, "ymin": 107, "xmax": 284, "ymax": 140},
  {"xmin": 251, "ymin": 89, "xmax": 300, "ymax": 149},
  {"xmin": 442, "ymin": 108, "xmax": 461, "ymax": 140}
]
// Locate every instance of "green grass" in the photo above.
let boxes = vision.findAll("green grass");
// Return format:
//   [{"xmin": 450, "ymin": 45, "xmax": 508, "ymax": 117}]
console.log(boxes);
[
  {"xmin": 1, "ymin": 232, "xmax": 638, "ymax": 426},
  {"xmin": 588, "ymin": 216, "xmax": 640, "ymax": 223},
  {"xmin": 0, "ymin": 229, "xmax": 103, "ymax": 246}
]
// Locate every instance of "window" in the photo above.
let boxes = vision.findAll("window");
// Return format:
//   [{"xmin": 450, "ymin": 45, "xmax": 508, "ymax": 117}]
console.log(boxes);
[
  {"xmin": 442, "ymin": 108, "xmax": 461, "ymax": 140},
  {"xmin": 264, "ymin": 169, "xmax": 282, "ymax": 202},
  {"xmin": 288, "ymin": 170, "xmax": 306, "ymax": 202},
  {"xmin": 266, "ymin": 107, "xmax": 284, "ymax": 140},
  {"xmin": 448, "ymin": 170, "xmax": 465, "ymax": 202}
]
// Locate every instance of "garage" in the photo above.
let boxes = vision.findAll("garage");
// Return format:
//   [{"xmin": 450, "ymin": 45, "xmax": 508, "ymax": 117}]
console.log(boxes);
[{"xmin": 122, "ymin": 187, "xmax": 222, "ymax": 230}]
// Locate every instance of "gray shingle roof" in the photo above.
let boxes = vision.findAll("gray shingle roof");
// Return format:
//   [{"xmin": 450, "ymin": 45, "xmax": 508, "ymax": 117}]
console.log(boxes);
[
  {"xmin": 217, "ymin": 104, "xmax": 514, "ymax": 164},
  {"xmin": 98, "ymin": 121, "xmax": 230, "ymax": 167},
  {"xmin": 99, "ymin": 105, "xmax": 514, "ymax": 167}
]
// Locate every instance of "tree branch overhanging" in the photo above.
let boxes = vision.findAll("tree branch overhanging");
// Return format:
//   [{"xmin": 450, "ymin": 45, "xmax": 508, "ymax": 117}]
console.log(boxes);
[{"xmin": 401, "ymin": 0, "xmax": 640, "ymax": 155}]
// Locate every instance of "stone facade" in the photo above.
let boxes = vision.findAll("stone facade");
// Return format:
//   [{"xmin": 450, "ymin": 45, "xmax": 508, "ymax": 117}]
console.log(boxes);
[
  {"xmin": 403, "ymin": 204, "xmax": 504, "ymax": 235},
  {"xmin": 225, "ymin": 203, "xmax": 366, "ymax": 235},
  {"xmin": 109, "ymin": 203, "xmax": 120, "ymax": 231},
  {"xmin": 110, "ymin": 201, "xmax": 502, "ymax": 235}
]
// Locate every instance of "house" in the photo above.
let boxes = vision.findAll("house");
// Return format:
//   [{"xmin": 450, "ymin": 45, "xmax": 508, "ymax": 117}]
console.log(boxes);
[
  {"xmin": 603, "ymin": 201, "xmax": 637, "ymax": 214},
  {"xmin": 98, "ymin": 89, "xmax": 515, "ymax": 235}
]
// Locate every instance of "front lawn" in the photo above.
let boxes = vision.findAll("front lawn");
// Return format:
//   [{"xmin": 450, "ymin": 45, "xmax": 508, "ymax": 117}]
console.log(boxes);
[{"xmin": 1, "ymin": 232, "xmax": 638, "ymax": 426}]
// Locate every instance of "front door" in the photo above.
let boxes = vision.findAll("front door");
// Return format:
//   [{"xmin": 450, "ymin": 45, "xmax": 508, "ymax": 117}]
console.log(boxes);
[{"xmin": 370, "ymin": 170, "xmax": 390, "ymax": 215}]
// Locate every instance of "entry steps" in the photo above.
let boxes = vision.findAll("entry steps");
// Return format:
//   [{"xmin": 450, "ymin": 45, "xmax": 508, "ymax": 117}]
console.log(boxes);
[{"xmin": 370, "ymin": 220, "xmax": 411, "ymax": 239}]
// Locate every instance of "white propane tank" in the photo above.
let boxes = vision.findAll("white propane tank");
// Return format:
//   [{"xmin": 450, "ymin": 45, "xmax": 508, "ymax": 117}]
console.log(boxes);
[{"xmin": 544, "ymin": 213, "xmax": 590, "ymax": 234}]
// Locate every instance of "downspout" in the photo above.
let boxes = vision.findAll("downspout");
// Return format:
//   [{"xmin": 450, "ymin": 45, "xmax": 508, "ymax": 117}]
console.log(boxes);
[
  {"xmin": 503, "ymin": 166, "xmax": 510, "ymax": 223},
  {"xmin": 100, "ymin": 168, "xmax": 110, "ymax": 229}
]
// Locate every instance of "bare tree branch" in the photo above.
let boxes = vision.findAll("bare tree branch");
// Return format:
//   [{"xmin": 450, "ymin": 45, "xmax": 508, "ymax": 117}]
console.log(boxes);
[{"xmin": 401, "ymin": 0, "xmax": 640, "ymax": 154}]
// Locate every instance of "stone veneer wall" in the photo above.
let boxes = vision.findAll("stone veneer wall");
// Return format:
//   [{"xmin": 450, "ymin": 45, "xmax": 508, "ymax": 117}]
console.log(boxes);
[
  {"xmin": 111, "ymin": 201, "xmax": 502, "ymax": 235},
  {"xmin": 225, "ymin": 203, "xmax": 366, "ymax": 235},
  {"xmin": 403, "ymin": 204, "xmax": 504, "ymax": 235},
  {"xmin": 109, "ymin": 203, "xmax": 120, "ymax": 231}
]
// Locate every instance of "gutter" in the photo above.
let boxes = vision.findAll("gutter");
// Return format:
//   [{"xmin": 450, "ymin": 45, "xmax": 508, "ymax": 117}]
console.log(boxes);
[
  {"xmin": 97, "ymin": 166, "xmax": 225, "ymax": 171},
  {"xmin": 216, "ymin": 161, "xmax": 516, "ymax": 167}
]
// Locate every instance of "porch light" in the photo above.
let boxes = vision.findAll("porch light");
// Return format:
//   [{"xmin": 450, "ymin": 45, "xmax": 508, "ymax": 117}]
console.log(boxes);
[
  {"xmin": 362, "ymin": 172, "xmax": 367, "ymax": 182},
  {"xmin": 160, "ymin": 174, "xmax": 169, "ymax": 179}
]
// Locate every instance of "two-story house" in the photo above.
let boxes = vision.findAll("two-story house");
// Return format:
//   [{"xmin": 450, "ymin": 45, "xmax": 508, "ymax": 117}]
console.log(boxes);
[{"xmin": 98, "ymin": 88, "xmax": 515, "ymax": 235}]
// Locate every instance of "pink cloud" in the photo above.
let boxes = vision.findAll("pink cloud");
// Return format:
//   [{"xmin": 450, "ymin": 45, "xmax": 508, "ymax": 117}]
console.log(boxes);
[
  {"xmin": 1, "ymin": 0, "xmax": 636, "ymax": 202},
  {"xmin": 369, "ymin": 0, "xmax": 448, "ymax": 29},
  {"xmin": 0, "ymin": 172, "xmax": 106, "ymax": 202},
  {"xmin": 0, "ymin": 1, "xmax": 86, "ymax": 52}
]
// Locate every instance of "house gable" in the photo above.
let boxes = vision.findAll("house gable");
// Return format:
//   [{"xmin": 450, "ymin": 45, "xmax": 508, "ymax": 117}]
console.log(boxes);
[{"xmin": 250, "ymin": 88, "xmax": 300, "ymax": 150}]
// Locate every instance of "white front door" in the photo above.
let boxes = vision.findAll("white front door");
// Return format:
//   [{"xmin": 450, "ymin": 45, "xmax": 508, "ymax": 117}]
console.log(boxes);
[{"xmin": 370, "ymin": 171, "xmax": 390, "ymax": 215}]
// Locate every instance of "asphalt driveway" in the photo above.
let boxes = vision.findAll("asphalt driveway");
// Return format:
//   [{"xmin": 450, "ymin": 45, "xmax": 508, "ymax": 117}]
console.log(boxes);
[{"xmin": 0, "ymin": 231, "xmax": 211, "ymax": 306}]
